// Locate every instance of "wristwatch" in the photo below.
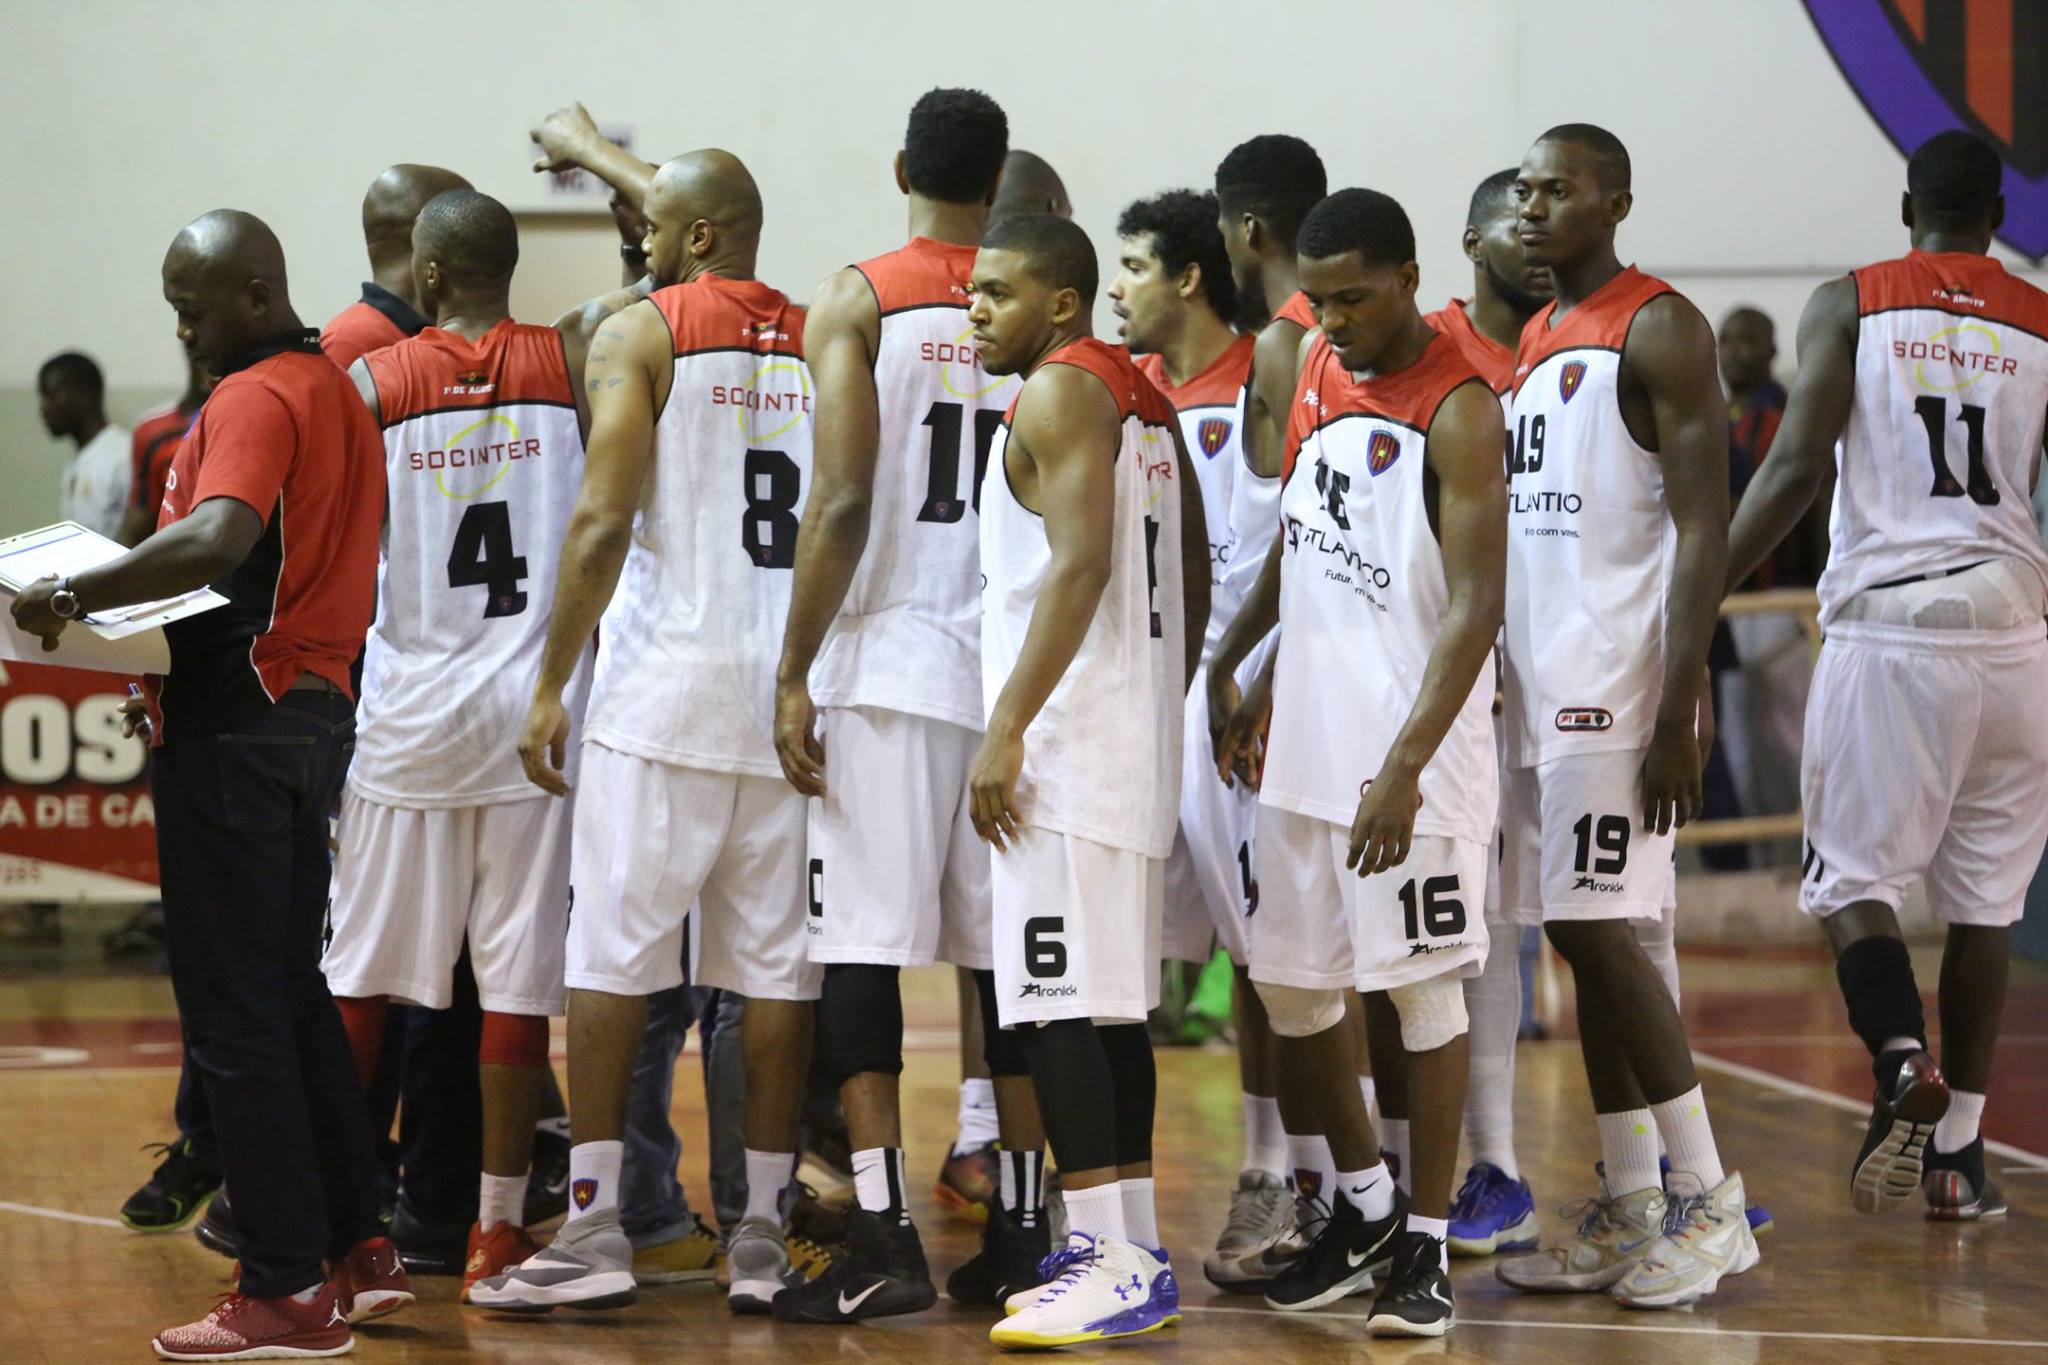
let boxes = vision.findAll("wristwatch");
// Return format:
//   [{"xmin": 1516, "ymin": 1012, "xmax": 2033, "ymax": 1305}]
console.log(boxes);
[{"xmin": 49, "ymin": 578, "xmax": 81, "ymax": 620}]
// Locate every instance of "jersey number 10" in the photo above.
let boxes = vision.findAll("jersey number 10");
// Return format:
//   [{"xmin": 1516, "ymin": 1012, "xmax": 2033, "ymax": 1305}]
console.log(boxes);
[{"xmin": 919, "ymin": 401, "xmax": 1001, "ymax": 523}]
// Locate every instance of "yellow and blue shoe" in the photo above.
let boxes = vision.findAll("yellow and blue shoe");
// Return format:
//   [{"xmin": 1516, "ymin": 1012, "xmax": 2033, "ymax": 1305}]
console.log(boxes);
[{"xmin": 990, "ymin": 1232, "xmax": 1171, "ymax": 1350}]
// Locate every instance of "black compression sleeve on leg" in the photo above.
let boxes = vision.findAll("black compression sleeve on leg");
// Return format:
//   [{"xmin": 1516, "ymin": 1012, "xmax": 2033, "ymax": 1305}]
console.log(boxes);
[
  {"xmin": 1835, "ymin": 935, "xmax": 1926, "ymax": 1060},
  {"xmin": 817, "ymin": 963, "xmax": 904, "ymax": 1082},
  {"xmin": 974, "ymin": 969, "xmax": 1030, "ymax": 1077},
  {"xmin": 1022, "ymin": 1018, "xmax": 1119, "ymax": 1174},
  {"xmin": 1098, "ymin": 1022, "xmax": 1156, "ymax": 1167}
]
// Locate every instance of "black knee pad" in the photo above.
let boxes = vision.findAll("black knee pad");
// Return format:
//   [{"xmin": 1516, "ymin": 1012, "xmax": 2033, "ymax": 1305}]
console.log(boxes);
[
  {"xmin": 1023, "ymin": 1019, "xmax": 1119, "ymax": 1174},
  {"xmin": 973, "ymin": 969, "xmax": 1030, "ymax": 1077},
  {"xmin": 1835, "ymin": 935, "xmax": 1925, "ymax": 1061},
  {"xmin": 1098, "ymin": 1022, "xmax": 1156, "ymax": 1167},
  {"xmin": 817, "ymin": 963, "xmax": 904, "ymax": 1083}
]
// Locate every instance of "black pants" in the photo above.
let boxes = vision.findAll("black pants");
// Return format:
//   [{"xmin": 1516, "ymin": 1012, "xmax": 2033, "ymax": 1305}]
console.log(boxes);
[
  {"xmin": 397, "ymin": 948, "xmax": 485, "ymax": 1226},
  {"xmin": 154, "ymin": 690, "xmax": 380, "ymax": 1299}
]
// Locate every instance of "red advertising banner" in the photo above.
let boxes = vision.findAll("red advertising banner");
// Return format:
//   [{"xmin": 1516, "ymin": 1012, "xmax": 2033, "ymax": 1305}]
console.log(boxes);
[{"xmin": 0, "ymin": 659, "xmax": 156, "ymax": 900}]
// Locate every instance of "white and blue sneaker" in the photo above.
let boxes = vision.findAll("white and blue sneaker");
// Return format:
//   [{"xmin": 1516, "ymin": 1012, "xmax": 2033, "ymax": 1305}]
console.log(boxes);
[
  {"xmin": 1139, "ymin": 1245, "xmax": 1179, "ymax": 1326},
  {"xmin": 1447, "ymin": 1163, "xmax": 1540, "ymax": 1257},
  {"xmin": 990, "ymin": 1233, "xmax": 1171, "ymax": 1349}
]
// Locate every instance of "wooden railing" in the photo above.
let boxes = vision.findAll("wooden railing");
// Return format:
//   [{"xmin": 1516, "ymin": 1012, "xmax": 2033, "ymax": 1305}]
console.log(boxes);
[{"xmin": 1673, "ymin": 587, "xmax": 1819, "ymax": 847}]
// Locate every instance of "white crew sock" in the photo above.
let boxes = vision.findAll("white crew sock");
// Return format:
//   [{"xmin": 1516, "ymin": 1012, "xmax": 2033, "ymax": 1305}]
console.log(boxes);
[
  {"xmin": 1934, "ymin": 1090, "xmax": 1986, "ymax": 1154},
  {"xmin": 743, "ymin": 1148, "xmax": 795, "ymax": 1225},
  {"xmin": 1001, "ymin": 1148, "xmax": 1045, "ymax": 1226},
  {"xmin": 1242, "ymin": 1093, "xmax": 1285, "ymax": 1175},
  {"xmin": 1880, "ymin": 1035, "xmax": 1924, "ymax": 1056},
  {"xmin": 1121, "ymin": 1176, "xmax": 1159, "ymax": 1248},
  {"xmin": 1594, "ymin": 1109, "xmax": 1661, "ymax": 1197},
  {"xmin": 953, "ymin": 1078, "xmax": 1000, "ymax": 1155},
  {"xmin": 1064, "ymin": 1181, "xmax": 1127, "ymax": 1241},
  {"xmin": 1285, "ymin": 1132, "xmax": 1337, "ymax": 1205},
  {"xmin": 1463, "ymin": 919, "xmax": 1522, "ymax": 1179},
  {"xmin": 1649, "ymin": 1085, "xmax": 1725, "ymax": 1188},
  {"xmin": 566, "ymin": 1140, "xmax": 623, "ymax": 1221},
  {"xmin": 479, "ymin": 1171, "xmax": 529, "ymax": 1232},
  {"xmin": 1380, "ymin": 1118, "xmax": 1412, "ymax": 1195},
  {"xmin": 852, "ymin": 1146, "xmax": 910, "ymax": 1223},
  {"xmin": 1408, "ymin": 1213, "xmax": 1450, "ymax": 1268},
  {"xmin": 1336, "ymin": 1162, "xmax": 1396, "ymax": 1220}
]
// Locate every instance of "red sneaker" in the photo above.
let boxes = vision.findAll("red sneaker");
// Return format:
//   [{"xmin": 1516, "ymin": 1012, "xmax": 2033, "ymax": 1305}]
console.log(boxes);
[
  {"xmin": 463, "ymin": 1221, "xmax": 542, "ymax": 1302},
  {"xmin": 151, "ymin": 1282, "xmax": 352, "ymax": 1359},
  {"xmin": 335, "ymin": 1236, "xmax": 414, "ymax": 1324}
]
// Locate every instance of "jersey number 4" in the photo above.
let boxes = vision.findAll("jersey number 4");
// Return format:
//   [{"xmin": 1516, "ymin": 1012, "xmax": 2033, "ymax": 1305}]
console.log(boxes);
[
  {"xmin": 447, "ymin": 500, "xmax": 528, "ymax": 617},
  {"xmin": 1913, "ymin": 397, "xmax": 2000, "ymax": 506},
  {"xmin": 919, "ymin": 401, "xmax": 1001, "ymax": 522}
]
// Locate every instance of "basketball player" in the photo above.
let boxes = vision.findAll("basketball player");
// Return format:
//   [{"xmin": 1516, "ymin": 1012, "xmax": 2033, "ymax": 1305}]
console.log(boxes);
[
  {"xmin": 1204, "ymin": 133, "xmax": 1358, "ymax": 1294},
  {"xmin": 319, "ymin": 188, "xmax": 588, "ymax": 1299},
  {"xmin": 322, "ymin": 164, "xmax": 472, "ymax": 368},
  {"xmin": 1421, "ymin": 168, "xmax": 1552, "ymax": 1258},
  {"xmin": 766, "ymin": 89, "xmax": 1052, "ymax": 1322},
  {"xmin": 1210, "ymin": 186, "xmax": 1506, "ymax": 1337},
  {"xmin": 966, "ymin": 212, "xmax": 1208, "ymax": 1349},
  {"xmin": 1491, "ymin": 125, "xmax": 1758, "ymax": 1309},
  {"xmin": 475, "ymin": 150, "xmax": 821, "ymax": 1317},
  {"xmin": 1724, "ymin": 130, "xmax": 2048, "ymax": 1223},
  {"xmin": 1108, "ymin": 188, "xmax": 1289, "ymax": 1264}
]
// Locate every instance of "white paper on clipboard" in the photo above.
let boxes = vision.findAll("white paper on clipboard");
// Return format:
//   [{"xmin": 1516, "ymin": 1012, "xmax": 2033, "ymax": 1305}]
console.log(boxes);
[{"xmin": 0, "ymin": 522, "xmax": 227, "ymax": 639}]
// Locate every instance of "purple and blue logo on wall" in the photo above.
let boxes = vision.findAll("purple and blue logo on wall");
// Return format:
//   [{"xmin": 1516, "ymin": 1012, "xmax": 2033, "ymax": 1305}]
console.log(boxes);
[{"xmin": 1805, "ymin": 1, "xmax": 2047, "ymax": 260}]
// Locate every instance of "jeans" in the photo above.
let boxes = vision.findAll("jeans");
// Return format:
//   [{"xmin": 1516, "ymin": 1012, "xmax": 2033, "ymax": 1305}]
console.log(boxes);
[
  {"xmin": 622, "ymin": 986, "xmax": 747, "ymax": 1245},
  {"xmin": 154, "ymin": 690, "xmax": 380, "ymax": 1298}
]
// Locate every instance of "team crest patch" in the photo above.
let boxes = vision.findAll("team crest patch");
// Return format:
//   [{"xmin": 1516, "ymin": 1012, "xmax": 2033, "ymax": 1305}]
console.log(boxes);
[
  {"xmin": 1558, "ymin": 360, "xmax": 1587, "ymax": 404},
  {"xmin": 1366, "ymin": 429, "xmax": 1400, "ymax": 476},
  {"xmin": 571, "ymin": 1179, "xmax": 598, "ymax": 1211},
  {"xmin": 1805, "ymin": 2, "xmax": 2048, "ymax": 260},
  {"xmin": 1555, "ymin": 706, "xmax": 1614, "ymax": 732},
  {"xmin": 455, "ymin": 369, "xmax": 487, "ymax": 385},
  {"xmin": 1197, "ymin": 416, "xmax": 1233, "ymax": 457}
]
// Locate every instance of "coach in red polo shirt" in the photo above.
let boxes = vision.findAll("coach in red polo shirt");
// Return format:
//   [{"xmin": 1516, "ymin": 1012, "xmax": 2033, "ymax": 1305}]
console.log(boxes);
[{"xmin": 13, "ymin": 209, "xmax": 411, "ymax": 1359}]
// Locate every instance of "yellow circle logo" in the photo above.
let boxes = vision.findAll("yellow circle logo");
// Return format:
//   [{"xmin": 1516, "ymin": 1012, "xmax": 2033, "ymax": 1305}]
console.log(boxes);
[
  {"xmin": 1913, "ymin": 323, "xmax": 1999, "ymax": 394},
  {"xmin": 433, "ymin": 414, "xmax": 523, "ymax": 500},
  {"xmin": 733, "ymin": 360, "xmax": 815, "ymax": 443},
  {"xmin": 941, "ymin": 323, "xmax": 1007, "ymax": 401}
]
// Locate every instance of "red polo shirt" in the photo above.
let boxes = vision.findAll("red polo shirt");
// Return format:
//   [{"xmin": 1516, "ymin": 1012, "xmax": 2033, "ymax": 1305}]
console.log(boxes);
[
  {"xmin": 148, "ymin": 332, "xmax": 385, "ymax": 741},
  {"xmin": 319, "ymin": 282, "xmax": 431, "ymax": 369}
]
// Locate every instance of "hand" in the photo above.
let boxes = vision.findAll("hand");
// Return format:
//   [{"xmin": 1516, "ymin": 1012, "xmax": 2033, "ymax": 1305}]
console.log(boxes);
[
  {"xmin": 518, "ymin": 694, "xmax": 571, "ymax": 796},
  {"xmin": 774, "ymin": 680, "xmax": 826, "ymax": 797},
  {"xmin": 531, "ymin": 103, "xmax": 601, "ymax": 173},
  {"xmin": 119, "ymin": 693, "xmax": 150, "ymax": 740},
  {"xmin": 967, "ymin": 726, "xmax": 1025, "ymax": 851},
  {"xmin": 1693, "ymin": 666, "xmax": 1716, "ymax": 769},
  {"xmin": 1206, "ymin": 667, "xmax": 1242, "ymax": 785},
  {"xmin": 1215, "ymin": 655, "xmax": 1274, "ymax": 791},
  {"xmin": 1640, "ymin": 715, "xmax": 1703, "ymax": 836},
  {"xmin": 9, "ymin": 577, "xmax": 68, "ymax": 651},
  {"xmin": 1347, "ymin": 765, "xmax": 1423, "ymax": 876}
]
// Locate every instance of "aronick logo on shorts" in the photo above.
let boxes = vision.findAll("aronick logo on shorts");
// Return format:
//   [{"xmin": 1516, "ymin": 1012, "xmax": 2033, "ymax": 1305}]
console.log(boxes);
[
  {"xmin": 1555, "ymin": 707, "xmax": 1614, "ymax": 733},
  {"xmin": 1018, "ymin": 982, "xmax": 1079, "ymax": 999}
]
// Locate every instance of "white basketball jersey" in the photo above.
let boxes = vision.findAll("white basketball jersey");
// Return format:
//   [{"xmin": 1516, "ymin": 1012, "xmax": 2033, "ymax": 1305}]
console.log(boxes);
[
  {"xmin": 1820, "ymin": 250, "xmax": 2048, "ymax": 625},
  {"xmin": 1503, "ymin": 267, "xmax": 1679, "ymax": 768},
  {"xmin": 1138, "ymin": 335, "xmax": 1255, "ymax": 663},
  {"xmin": 810, "ymin": 238, "xmax": 1019, "ymax": 729},
  {"xmin": 980, "ymin": 339, "xmax": 1186, "ymax": 858},
  {"xmin": 581, "ymin": 276, "xmax": 812, "ymax": 777},
  {"xmin": 350, "ymin": 322, "xmax": 589, "ymax": 807},
  {"xmin": 1261, "ymin": 333, "xmax": 1498, "ymax": 842}
]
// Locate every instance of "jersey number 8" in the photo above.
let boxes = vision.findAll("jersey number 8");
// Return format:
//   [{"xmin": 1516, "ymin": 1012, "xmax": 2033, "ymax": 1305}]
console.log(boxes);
[{"xmin": 742, "ymin": 448, "xmax": 802, "ymax": 568}]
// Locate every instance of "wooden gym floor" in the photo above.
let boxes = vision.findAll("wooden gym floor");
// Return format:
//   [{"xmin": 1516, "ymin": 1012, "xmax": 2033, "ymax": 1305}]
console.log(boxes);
[{"xmin": 2, "ymin": 945, "xmax": 2045, "ymax": 1363}]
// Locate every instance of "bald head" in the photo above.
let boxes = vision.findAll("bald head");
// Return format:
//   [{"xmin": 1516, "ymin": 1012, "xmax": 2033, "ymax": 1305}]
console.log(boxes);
[
  {"xmin": 162, "ymin": 210, "xmax": 299, "ymax": 375},
  {"xmin": 991, "ymin": 150, "xmax": 1070, "ymax": 225},
  {"xmin": 166, "ymin": 209, "xmax": 288, "ymax": 292},
  {"xmin": 414, "ymin": 190, "xmax": 519, "ymax": 290},
  {"xmin": 642, "ymin": 149, "xmax": 763, "ymax": 286},
  {"xmin": 362, "ymin": 164, "xmax": 471, "ymax": 255}
]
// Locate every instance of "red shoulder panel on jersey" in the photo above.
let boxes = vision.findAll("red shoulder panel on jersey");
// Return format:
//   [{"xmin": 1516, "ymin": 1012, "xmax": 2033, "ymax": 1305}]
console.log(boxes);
[
  {"xmin": 1134, "ymin": 333, "xmax": 1256, "ymax": 410},
  {"xmin": 1043, "ymin": 337, "xmax": 1177, "ymax": 430},
  {"xmin": 855, "ymin": 237, "xmax": 978, "ymax": 316},
  {"xmin": 1852, "ymin": 251, "xmax": 2048, "ymax": 338},
  {"xmin": 1424, "ymin": 298, "xmax": 1514, "ymax": 394},
  {"xmin": 1273, "ymin": 291, "xmax": 1316, "ymax": 331},
  {"xmin": 1515, "ymin": 266, "xmax": 1675, "ymax": 383},
  {"xmin": 365, "ymin": 322, "xmax": 576, "ymax": 427},
  {"xmin": 1283, "ymin": 332, "xmax": 1484, "ymax": 483},
  {"xmin": 652, "ymin": 274, "xmax": 806, "ymax": 359}
]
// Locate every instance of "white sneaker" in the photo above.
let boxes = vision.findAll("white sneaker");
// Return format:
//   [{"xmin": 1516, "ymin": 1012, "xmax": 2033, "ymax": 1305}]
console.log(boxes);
[
  {"xmin": 1612, "ymin": 1171, "xmax": 1760, "ymax": 1309},
  {"xmin": 990, "ymin": 1233, "xmax": 1171, "ymax": 1348},
  {"xmin": 1202, "ymin": 1170, "xmax": 1289, "ymax": 1285},
  {"xmin": 468, "ymin": 1208, "xmax": 637, "ymax": 1312},
  {"xmin": 1496, "ymin": 1183, "xmax": 1662, "ymax": 1294},
  {"xmin": 725, "ymin": 1215, "xmax": 791, "ymax": 1315}
]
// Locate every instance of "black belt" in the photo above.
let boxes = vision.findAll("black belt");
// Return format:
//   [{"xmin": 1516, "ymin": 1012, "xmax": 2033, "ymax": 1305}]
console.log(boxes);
[{"xmin": 1866, "ymin": 559, "xmax": 1990, "ymax": 592}]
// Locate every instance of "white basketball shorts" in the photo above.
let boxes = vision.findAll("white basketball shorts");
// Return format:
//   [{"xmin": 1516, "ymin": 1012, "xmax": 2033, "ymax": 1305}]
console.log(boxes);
[
  {"xmin": 991, "ymin": 825, "xmax": 1163, "ymax": 1028},
  {"xmin": 1500, "ymin": 747, "xmax": 1676, "ymax": 926},
  {"xmin": 567, "ymin": 741, "xmax": 820, "ymax": 1001},
  {"xmin": 1162, "ymin": 666, "xmax": 1258, "ymax": 965},
  {"xmin": 325, "ymin": 789, "xmax": 570, "ymax": 1015},
  {"xmin": 806, "ymin": 706, "xmax": 993, "ymax": 970},
  {"xmin": 1250, "ymin": 803, "xmax": 1489, "ymax": 994},
  {"xmin": 1799, "ymin": 619, "xmax": 2048, "ymax": 927}
]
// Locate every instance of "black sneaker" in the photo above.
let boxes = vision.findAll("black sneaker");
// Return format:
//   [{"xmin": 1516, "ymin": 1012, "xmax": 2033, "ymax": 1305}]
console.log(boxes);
[
  {"xmin": 193, "ymin": 1188, "xmax": 238, "ymax": 1259},
  {"xmin": 120, "ymin": 1137, "xmax": 221, "ymax": 1233},
  {"xmin": 1924, "ymin": 1137, "xmax": 2008, "ymax": 1222},
  {"xmin": 524, "ymin": 1125, "xmax": 571, "ymax": 1226},
  {"xmin": 390, "ymin": 1194, "xmax": 470, "ymax": 1276},
  {"xmin": 1852, "ymin": 1048, "xmax": 1950, "ymax": 1214},
  {"xmin": 1366, "ymin": 1230, "xmax": 1455, "ymax": 1338},
  {"xmin": 945, "ymin": 1200, "xmax": 1051, "ymax": 1305},
  {"xmin": 1262, "ymin": 1185, "xmax": 1407, "ymax": 1313},
  {"xmin": 771, "ymin": 1207, "xmax": 938, "ymax": 1323}
]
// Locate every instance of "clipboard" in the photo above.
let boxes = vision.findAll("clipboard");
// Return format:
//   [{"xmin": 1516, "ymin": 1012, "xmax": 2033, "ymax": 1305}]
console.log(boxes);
[{"xmin": 0, "ymin": 522, "xmax": 227, "ymax": 639}]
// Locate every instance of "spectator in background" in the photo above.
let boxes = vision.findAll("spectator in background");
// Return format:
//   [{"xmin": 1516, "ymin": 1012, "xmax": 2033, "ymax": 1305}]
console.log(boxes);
[
  {"xmin": 121, "ymin": 355, "xmax": 212, "ymax": 546},
  {"xmin": 38, "ymin": 352, "xmax": 130, "ymax": 538}
]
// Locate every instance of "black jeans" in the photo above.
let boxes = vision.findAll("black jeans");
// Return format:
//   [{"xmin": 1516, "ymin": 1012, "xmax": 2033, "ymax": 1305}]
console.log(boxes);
[{"xmin": 154, "ymin": 690, "xmax": 380, "ymax": 1298}]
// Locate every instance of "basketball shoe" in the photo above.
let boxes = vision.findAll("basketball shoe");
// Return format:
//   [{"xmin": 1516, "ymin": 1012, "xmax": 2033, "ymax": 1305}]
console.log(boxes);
[
  {"xmin": 1262, "ymin": 1185, "xmax": 1406, "ymax": 1312},
  {"xmin": 631, "ymin": 1218, "xmax": 720, "ymax": 1284},
  {"xmin": 1202, "ymin": 1183, "xmax": 1318, "ymax": 1292},
  {"xmin": 948, "ymin": 1198, "xmax": 1051, "ymax": 1306},
  {"xmin": 771, "ymin": 1207, "xmax": 937, "ymax": 1323},
  {"xmin": 152, "ymin": 1281, "xmax": 351, "ymax": 1361},
  {"xmin": 1495, "ymin": 1181, "xmax": 1662, "ymax": 1293},
  {"xmin": 1202, "ymin": 1169, "xmax": 1289, "ymax": 1283},
  {"xmin": 1366, "ymin": 1230, "xmax": 1455, "ymax": 1338},
  {"xmin": 726, "ymin": 1216, "xmax": 795, "ymax": 1315},
  {"xmin": 121, "ymin": 1136, "xmax": 221, "ymax": 1233},
  {"xmin": 1611, "ymin": 1171, "xmax": 1760, "ymax": 1308},
  {"xmin": 1853, "ymin": 1049, "xmax": 1950, "ymax": 1213},
  {"xmin": 935, "ymin": 1141, "xmax": 999, "ymax": 1222},
  {"xmin": 1924, "ymin": 1138, "xmax": 2008, "ymax": 1221},
  {"xmin": 989, "ymin": 1233, "xmax": 1170, "ymax": 1348},
  {"xmin": 335, "ymin": 1236, "xmax": 414, "ymax": 1323},
  {"xmin": 467, "ymin": 1208, "xmax": 637, "ymax": 1312},
  {"xmin": 1446, "ymin": 1163, "xmax": 1539, "ymax": 1257},
  {"xmin": 463, "ymin": 1223, "xmax": 540, "ymax": 1303}
]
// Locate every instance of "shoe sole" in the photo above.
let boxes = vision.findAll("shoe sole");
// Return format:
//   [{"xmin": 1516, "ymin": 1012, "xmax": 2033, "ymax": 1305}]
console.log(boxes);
[
  {"xmin": 124, "ymin": 1189, "xmax": 219, "ymax": 1235},
  {"xmin": 633, "ymin": 1266, "xmax": 718, "ymax": 1285},
  {"xmin": 469, "ymin": 1270, "xmax": 638, "ymax": 1314},
  {"xmin": 1367, "ymin": 1311, "xmax": 1453, "ymax": 1338},
  {"xmin": 1495, "ymin": 1263, "xmax": 1631, "ymax": 1294},
  {"xmin": 1262, "ymin": 1264, "xmax": 1376, "ymax": 1313},
  {"xmin": 1853, "ymin": 1117, "xmax": 1943, "ymax": 1214},
  {"xmin": 772, "ymin": 1283, "xmax": 939, "ymax": 1323},
  {"xmin": 728, "ymin": 1284, "xmax": 779, "ymax": 1316},
  {"xmin": 151, "ymin": 1336, "xmax": 354, "ymax": 1361},
  {"xmin": 933, "ymin": 1182, "xmax": 991, "ymax": 1224},
  {"xmin": 1612, "ymin": 1238, "xmax": 1761, "ymax": 1310},
  {"xmin": 345, "ymin": 1289, "xmax": 414, "ymax": 1325},
  {"xmin": 1923, "ymin": 1172, "xmax": 2008, "ymax": 1222},
  {"xmin": 989, "ymin": 1317, "xmax": 1170, "ymax": 1347},
  {"xmin": 1447, "ymin": 1211, "xmax": 1541, "ymax": 1259}
]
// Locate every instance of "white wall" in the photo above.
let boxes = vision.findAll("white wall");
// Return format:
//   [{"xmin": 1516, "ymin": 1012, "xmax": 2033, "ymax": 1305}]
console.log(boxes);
[{"xmin": 1, "ymin": 0, "xmax": 2039, "ymax": 391}]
